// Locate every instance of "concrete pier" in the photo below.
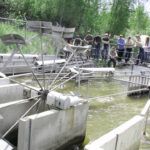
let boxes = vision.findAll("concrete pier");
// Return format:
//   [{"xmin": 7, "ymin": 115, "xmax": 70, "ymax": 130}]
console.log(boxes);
[
  {"xmin": 18, "ymin": 101, "xmax": 88, "ymax": 150},
  {"xmin": 84, "ymin": 99, "xmax": 150, "ymax": 150},
  {"xmin": 0, "ymin": 53, "xmax": 63, "ymax": 74},
  {"xmin": 0, "ymin": 77, "xmax": 89, "ymax": 150},
  {"xmin": 85, "ymin": 115, "xmax": 145, "ymax": 150}
]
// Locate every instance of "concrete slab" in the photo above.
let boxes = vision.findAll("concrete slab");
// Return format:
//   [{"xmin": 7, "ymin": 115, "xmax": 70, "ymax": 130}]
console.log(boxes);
[
  {"xmin": 0, "ymin": 78, "xmax": 10, "ymax": 85},
  {"xmin": 18, "ymin": 102, "xmax": 88, "ymax": 150},
  {"xmin": 85, "ymin": 130, "xmax": 117, "ymax": 150},
  {"xmin": 18, "ymin": 118, "xmax": 31, "ymax": 150},
  {"xmin": 0, "ymin": 114, "xmax": 3, "ymax": 137},
  {"xmin": 0, "ymin": 139, "xmax": 14, "ymax": 150},
  {"xmin": 0, "ymin": 84, "xmax": 24, "ymax": 103},
  {"xmin": 115, "ymin": 115, "xmax": 145, "ymax": 150},
  {"xmin": 85, "ymin": 115, "xmax": 144, "ymax": 150},
  {"xmin": 141, "ymin": 100, "xmax": 150, "ymax": 116},
  {"xmin": 0, "ymin": 100, "xmax": 36, "ymax": 134},
  {"xmin": 80, "ymin": 68, "xmax": 115, "ymax": 73}
]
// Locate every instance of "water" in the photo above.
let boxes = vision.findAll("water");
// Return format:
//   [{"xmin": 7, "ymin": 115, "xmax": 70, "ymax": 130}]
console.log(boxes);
[
  {"xmin": 14, "ymin": 72, "xmax": 150, "ymax": 149},
  {"xmin": 58, "ymin": 78, "xmax": 150, "ymax": 149}
]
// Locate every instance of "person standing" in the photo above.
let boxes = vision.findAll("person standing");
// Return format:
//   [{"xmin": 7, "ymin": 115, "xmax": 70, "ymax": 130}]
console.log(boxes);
[
  {"xmin": 84, "ymin": 32, "xmax": 93, "ymax": 58},
  {"xmin": 102, "ymin": 33, "xmax": 110, "ymax": 60},
  {"xmin": 143, "ymin": 36, "xmax": 150, "ymax": 63},
  {"xmin": 93, "ymin": 35, "xmax": 101, "ymax": 60},
  {"xmin": 73, "ymin": 35, "xmax": 82, "ymax": 46},
  {"xmin": 125, "ymin": 36, "xmax": 134, "ymax": 63},
  {"xmin": 135, "ymin": 35, "xmax": 144, "ymax": 65},
  {"xmin": 117, "ymin": 35, "xmax": 125, "ymax": 62}
]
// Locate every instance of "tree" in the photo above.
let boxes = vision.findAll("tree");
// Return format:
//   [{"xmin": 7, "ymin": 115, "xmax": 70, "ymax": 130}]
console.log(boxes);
[
  {"xmin": 109, "ymin": 0, "xmax": 131, "ymax": 35},
  {"xmin": 129, "ymin": 5, "xmax": 150, "ymax": 34}
]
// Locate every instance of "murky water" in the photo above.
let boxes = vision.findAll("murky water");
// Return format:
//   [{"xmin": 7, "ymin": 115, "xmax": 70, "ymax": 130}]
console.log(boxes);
[
  {"xmin": 58, "ymin": 78, "xmax": 150, "ymax": 149},
  {"xmin": 14, "ymin": 73, "xmax": 150, "ymax": 149}
]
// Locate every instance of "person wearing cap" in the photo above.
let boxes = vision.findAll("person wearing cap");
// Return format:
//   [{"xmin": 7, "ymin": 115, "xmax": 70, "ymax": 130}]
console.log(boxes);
[
  {"xmin": 117, "ymin": 35, "xmax": 125, "ymax": 62},
  {"xmin": 102, "ymin": 33, "xmax": 110, "ymax": 60},
  {"xmin": 84, "ymin": 32, "xmax": 93, "ymax": 45}
]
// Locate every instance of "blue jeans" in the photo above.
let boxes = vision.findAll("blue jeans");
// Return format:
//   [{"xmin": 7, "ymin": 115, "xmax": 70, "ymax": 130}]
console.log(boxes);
[
  {"xmin": 136, "ymin": 47, "xmax": 144, "ymax": 64},
  {"xmin": 101, "ymin": 45, "xmax": 109, "ymax": 60}
]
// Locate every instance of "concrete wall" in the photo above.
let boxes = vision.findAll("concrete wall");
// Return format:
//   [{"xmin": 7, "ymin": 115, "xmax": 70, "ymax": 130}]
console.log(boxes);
[
  {"xmin": 141, "ymin": 100, "xmax": 150, "ymax": 116},
  {"xmin": 0, "ymin": 139, "xmax": 14, "ymax": 150},
  {"xmin": 115, "ymin": 115, "xmax": 144, "ymax": 150},
  {"xmin": 140, "ymin": 100, "xmax": 150, "ymax": 134},
  {"xmin": 0, "ymin": 100, "xmax": 36, "ymax": 134},
  {"xmin": 85, "ymin": 130, "xmax": 117, "ymax": 150},
  {"xmin": 0, "ymin": 84, "xmax": 24, "ymax": 103},
  {"xmin": 0, "ymin": 78, "xmax": 10, "ymax": 85},
  {"xmin": 18, "ymin": 101, "xmax": 89, "ymax": 150},
  {"xmin": 85, "ymin": 115, "xmax": 145, "ymax": 150},
  {"xmin": 0, "ymin": 82, "xmax": 38, "ymax": 135},
  {"xmin": 0, "ymin": 66, "xmax": 32, "ymax": 74}
]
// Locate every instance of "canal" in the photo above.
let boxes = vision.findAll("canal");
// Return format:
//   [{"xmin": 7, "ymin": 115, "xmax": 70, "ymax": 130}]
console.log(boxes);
[
  {"xmin": 58, "ymin": 78, "xmax": 150, "ymax": 149},
  {"xmin": 14, "ymin": 65, "xmax": 150, "ymax": 149}
]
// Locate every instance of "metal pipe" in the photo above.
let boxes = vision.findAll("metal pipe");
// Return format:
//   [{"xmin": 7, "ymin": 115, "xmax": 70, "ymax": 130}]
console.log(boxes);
[
  {"xmin": 49, "ymin": 51, "xmax": 75, "ymax": 90},
  {"xmin": 51, "ymin": 73, "xmax": 79, "ymax": 91},
  {"xmin": 87, "ymin": 88, "xmax": 148, "ymax": 101},
  {"xmin": 17, "ymin": 44, "xmax": 43, "ymax": 90}
]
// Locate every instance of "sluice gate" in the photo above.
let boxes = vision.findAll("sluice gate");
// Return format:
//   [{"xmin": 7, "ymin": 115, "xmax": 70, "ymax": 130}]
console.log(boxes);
[{"xmin": 128, "ymin": 75, "xmax": 150, "ymax": 96}]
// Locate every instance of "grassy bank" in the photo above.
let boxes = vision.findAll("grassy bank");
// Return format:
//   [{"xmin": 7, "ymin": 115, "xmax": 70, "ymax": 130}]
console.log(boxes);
[{"xmin": 0, "ymin": 23, "xmax": 54, "ymax": 54}]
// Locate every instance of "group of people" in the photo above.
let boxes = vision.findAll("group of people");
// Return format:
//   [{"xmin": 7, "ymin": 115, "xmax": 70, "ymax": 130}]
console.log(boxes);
[
  {"xmin": 108, "ymin": 34, "xmax": 150, "ymax": 67},
  {"xmin": 72, "ymin": 33, "xmax": 150, "ymax": 68}
]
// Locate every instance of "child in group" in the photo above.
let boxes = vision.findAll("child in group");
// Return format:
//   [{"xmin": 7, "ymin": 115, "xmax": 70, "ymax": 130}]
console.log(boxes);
[{"xmin": 108, "ymin": 46, "xmax": 118, "ymax": 68}]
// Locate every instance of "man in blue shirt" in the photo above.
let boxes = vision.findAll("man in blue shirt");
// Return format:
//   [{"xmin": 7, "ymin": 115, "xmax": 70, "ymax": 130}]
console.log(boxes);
[{"xmin": 117, "ymin": 35, "xmax": 125, "ymax": 62}]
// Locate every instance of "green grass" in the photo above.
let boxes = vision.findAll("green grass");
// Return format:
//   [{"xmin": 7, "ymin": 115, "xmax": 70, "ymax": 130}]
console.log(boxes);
[{"xmin": 0, "ymin": 22, "xmax": 55, "ymax": 54}]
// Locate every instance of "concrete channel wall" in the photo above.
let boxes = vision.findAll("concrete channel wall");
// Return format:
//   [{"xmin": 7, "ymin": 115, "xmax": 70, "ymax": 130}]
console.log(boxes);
[
  {"xmin": 85, "ymin": 115, "xmax": 145, "ymax": 150},
  {"xmin": 85, "ymin": 100, "xmax": 150, "ymax": 150},
  {"xmin": 18, "ymin": 101, "xmax": 89, "ymax": 150},
  {"xmin": 0, "ymin": 100, "xmax": 35, "ymax": 135},
  {"xmin": 0, "ymin": 54, "xmax": 58, "ymax": 74},
  {"xmin": 0, "ymin": 78, "xmax": 10, "ymax": 85},
  {"xmin": 0, "ymin": 83, "xmax": 36, "ymax": 136},
  {"xmin": 0, "ymin": 84, "xmax": 24, "ymax": 103}
]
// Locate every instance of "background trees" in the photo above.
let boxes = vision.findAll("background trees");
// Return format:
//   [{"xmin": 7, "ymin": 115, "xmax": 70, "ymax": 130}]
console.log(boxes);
[
  {"xmin": 109, "ymin": 0, "xmax": 131, "ymax": 35},
  {"xmin": 0, "ymin": 0, "xmax": 150, "ymax": 35}
]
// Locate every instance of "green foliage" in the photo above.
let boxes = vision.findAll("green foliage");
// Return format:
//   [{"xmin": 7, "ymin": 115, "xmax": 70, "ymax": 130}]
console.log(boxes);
[
  {"xmin": 129, "ymin": 5, "xmax": 150, "ymax": 35},
  {"xmin": 0, "ymin": 0, "xmax": 10, "ymax": 17},
  {"xmin": 0, "ymin": 22, "xmax": 54, "ymax": 54},
  {"xmin": 9, "ymin": 0, "xmax": 58, "ymax": 21},
  {"xmin": 1, "ymin": 0, "xmax": 150, "ymax": 37},
  {"xmin": 109, "ymin": 0, "xmax": 131, "ymax": 35},
  {"xmin": 6, "ymin": 0, "xmax": 101, "ymax": 34}
]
